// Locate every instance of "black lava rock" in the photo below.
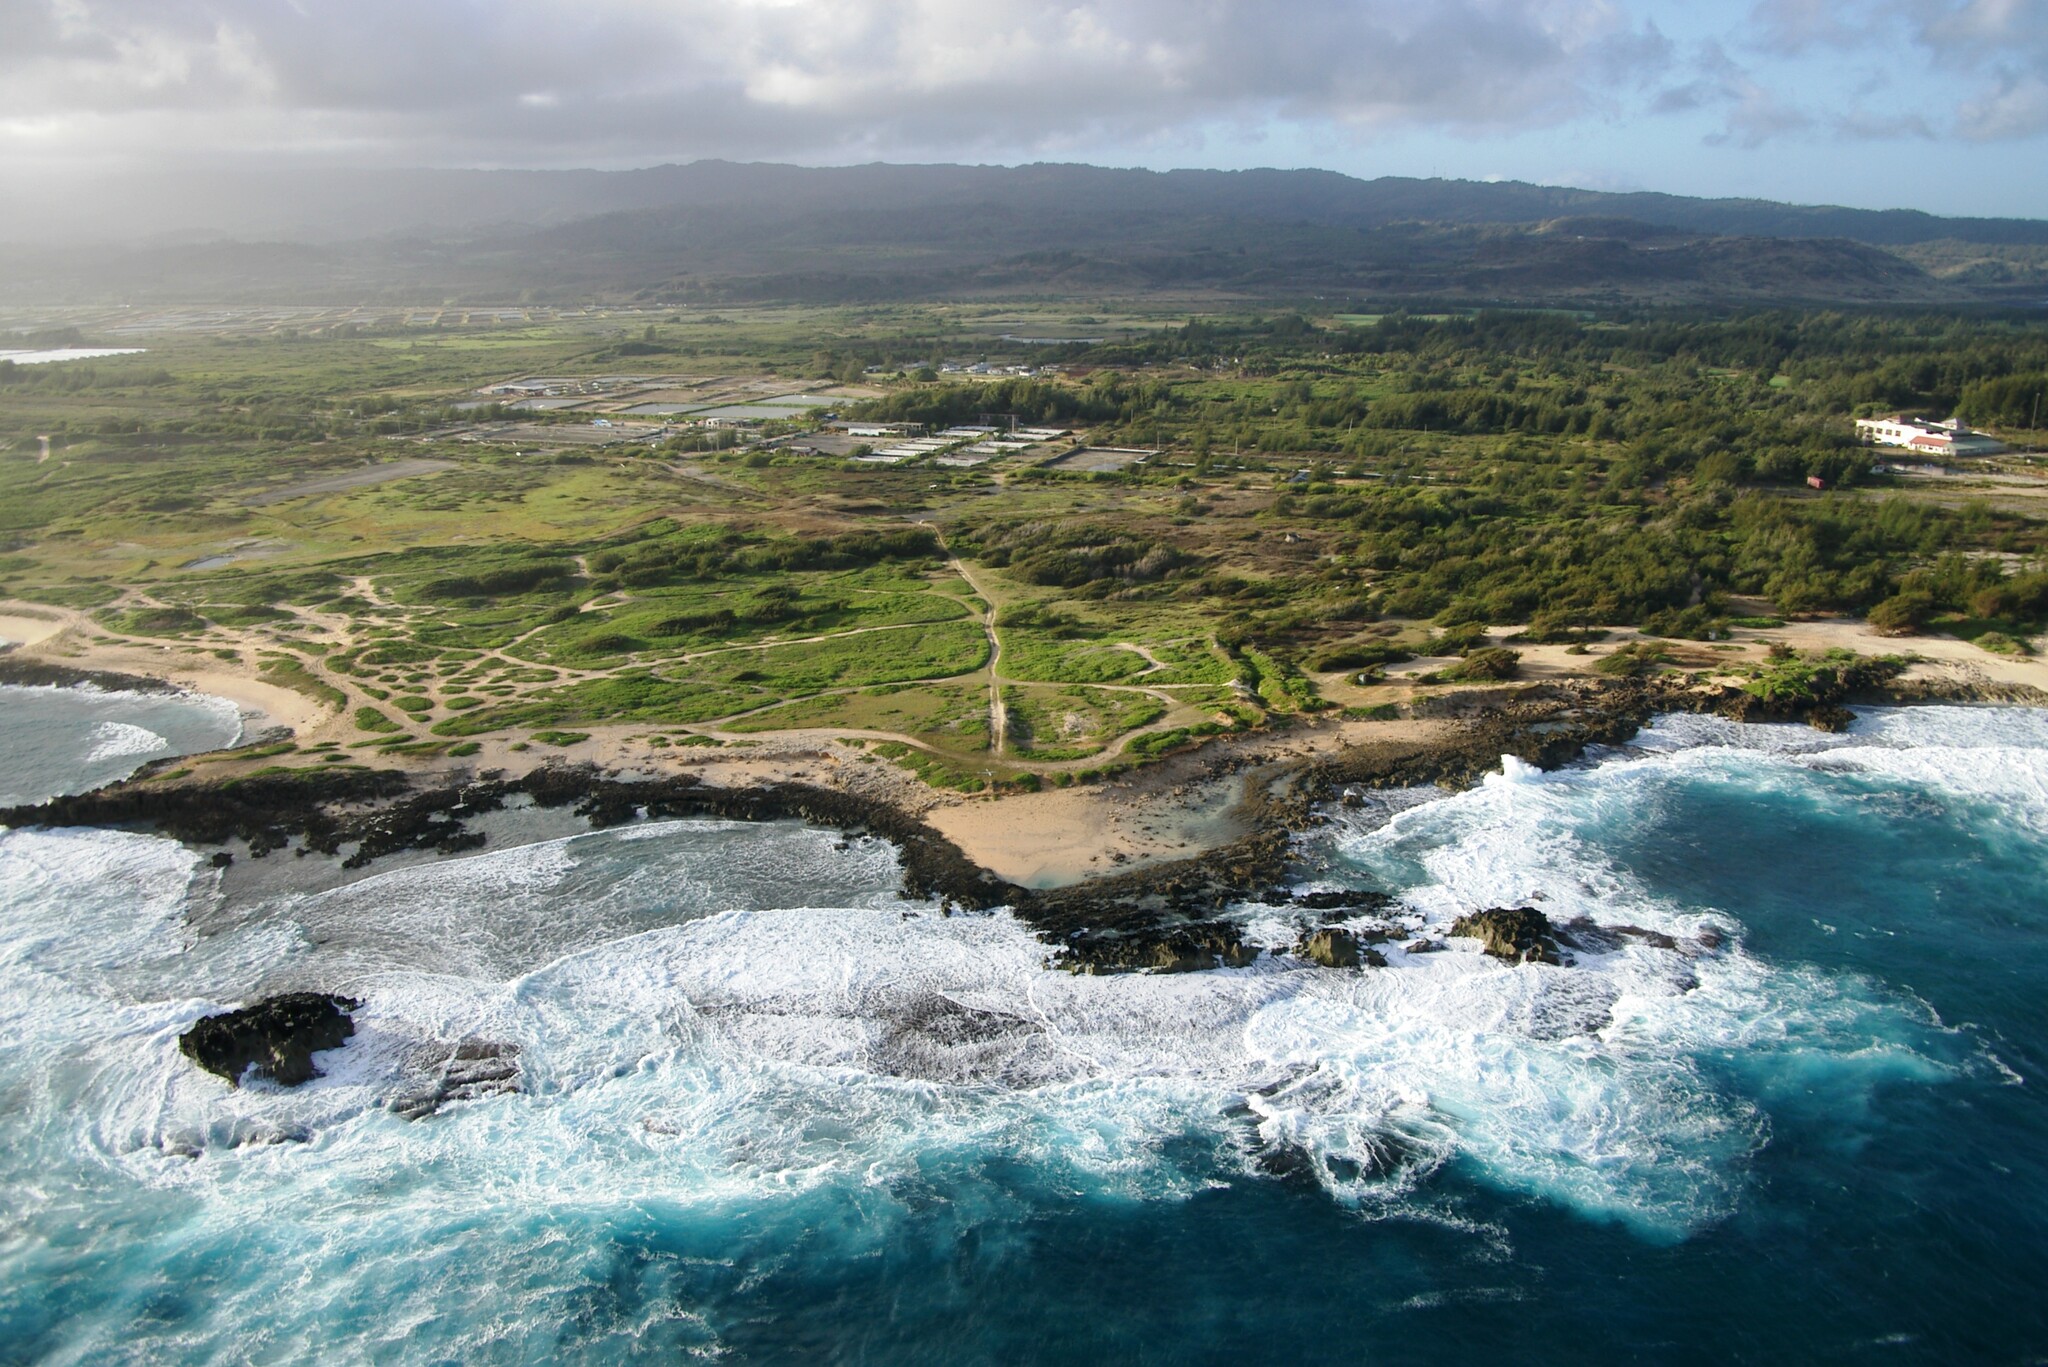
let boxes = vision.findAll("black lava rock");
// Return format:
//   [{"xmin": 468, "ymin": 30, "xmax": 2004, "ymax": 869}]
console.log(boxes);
[
  {"xmin": 1054, "ymin": 921, "xmax": 1261, "ymax": 975},
  {"xmin": 178, "ymin": 993, "xmax": 361, "ymax": 1087},
  {"xmin": 1295, "ymin": 927, "xmax": 1364, "ymax": 968}
]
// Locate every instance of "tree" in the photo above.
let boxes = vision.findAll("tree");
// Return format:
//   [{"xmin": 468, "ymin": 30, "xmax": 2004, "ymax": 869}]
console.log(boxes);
[{"xmin": 1867, "ymin": 591, "xmax": 1935, "ymax": 636}]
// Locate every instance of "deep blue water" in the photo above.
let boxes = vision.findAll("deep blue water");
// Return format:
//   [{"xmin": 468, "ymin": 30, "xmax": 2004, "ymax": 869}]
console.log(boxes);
[{"xmin": 1, "ymin": 707, "xmax": 2044, "ymax": 1364}]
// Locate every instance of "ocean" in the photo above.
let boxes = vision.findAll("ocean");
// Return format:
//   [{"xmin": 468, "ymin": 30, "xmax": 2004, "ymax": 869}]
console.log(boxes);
[
  {"xmin": 0, "ymin": 697, "xmax": 2043, "ymax": 1364},
  {"xmin": 0, "ymin": 684, "xmax": 243, "ymax": 806}
]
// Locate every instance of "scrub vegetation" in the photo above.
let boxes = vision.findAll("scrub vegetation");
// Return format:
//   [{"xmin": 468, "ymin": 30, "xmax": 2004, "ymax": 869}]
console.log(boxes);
[{"xmin": 3, "ymin": 302, "xmax": 2044, "ymax": 785}]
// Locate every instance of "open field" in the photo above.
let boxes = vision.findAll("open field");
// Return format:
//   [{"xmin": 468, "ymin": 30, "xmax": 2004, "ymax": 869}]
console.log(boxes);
[{"xmin": 3, "ymin": 303, "xmax": 2047, "ymax": 793}]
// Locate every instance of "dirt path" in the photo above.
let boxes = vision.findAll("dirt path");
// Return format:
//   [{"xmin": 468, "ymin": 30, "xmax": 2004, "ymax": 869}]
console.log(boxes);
[
  {"xmin": 348, "ymin": 576, "xmax": 394, "ymax": 610},
  {"xmin": 1111, "ymin": 642, "xmax": 1168, "ymax": 675},
  {"xmin": 926, "ymin": 527, "xmax": 1008, "ymax": 755},
  {"xmin": 664, "ymin": 462, "xmax": 759, "ymax": 498}
]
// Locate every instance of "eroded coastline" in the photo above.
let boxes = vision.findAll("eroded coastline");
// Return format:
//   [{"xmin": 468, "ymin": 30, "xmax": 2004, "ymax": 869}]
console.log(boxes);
[{"xmin": 7, "ymin": 654, "xmax": 2026, "ymax": 983}]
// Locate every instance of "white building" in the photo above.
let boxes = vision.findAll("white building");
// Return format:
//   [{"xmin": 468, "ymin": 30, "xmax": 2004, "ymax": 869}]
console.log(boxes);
[{"xmin": 1855, "ymin": 415, "xmax": 2006, "ymax": 458}]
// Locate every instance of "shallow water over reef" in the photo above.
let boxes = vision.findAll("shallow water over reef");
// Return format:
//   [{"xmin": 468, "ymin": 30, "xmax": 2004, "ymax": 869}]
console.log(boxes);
[{"xmin": 1, "ymin": 706, "xmax": 2044, "ymax": 1363}]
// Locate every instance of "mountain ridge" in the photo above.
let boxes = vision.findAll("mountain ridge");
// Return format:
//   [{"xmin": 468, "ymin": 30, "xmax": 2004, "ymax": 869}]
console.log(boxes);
[
  {"xmin": 6, "ymin": 160, "xmax": 2045, "ymax": 248},
  {"xmin": 3, "ymin": 161, "xmax": 2045, "ymax": 306}
]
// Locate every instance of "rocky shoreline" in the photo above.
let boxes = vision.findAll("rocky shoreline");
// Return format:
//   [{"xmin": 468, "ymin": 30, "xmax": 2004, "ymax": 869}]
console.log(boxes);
[
  {"xmin": 2, "ymin": 659, "xmax": 2033, "ymax": 999},
  {"xmin": 0, "ymin": 657, "xmax": 188, "ymax": 696},
  {"xmin": 9, "ymin": 656, "xmax": 2035, "ymax": 1096}
]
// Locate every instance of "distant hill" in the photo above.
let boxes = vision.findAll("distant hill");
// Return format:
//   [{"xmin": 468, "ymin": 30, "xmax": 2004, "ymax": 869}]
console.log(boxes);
[
  {"xmin": 10, "ymin": 160, "xmax": 2048, "ymax": 248},
  {"xmin": 3, "ymin": 161, "xmax": 2045, "ymax": 305}
]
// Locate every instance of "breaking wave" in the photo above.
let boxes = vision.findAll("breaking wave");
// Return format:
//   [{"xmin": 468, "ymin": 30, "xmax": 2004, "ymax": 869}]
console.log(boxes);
[
  {"xmin": 83, "ymin": 721, "xmax": 170, "ymax": 764},
  {"xmin": 1, "ymin": 705, "xmax": 2042, "ymax": 1362}
]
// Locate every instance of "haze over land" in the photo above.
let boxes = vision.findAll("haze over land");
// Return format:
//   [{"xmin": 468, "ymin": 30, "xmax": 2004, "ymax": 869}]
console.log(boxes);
[
  {"xmin": 5, "ymin": 0, "xmax": 2048, "ymax": 217},
  {"xmin": 5, "ymin": 160, "xmax": 2048, "ymax": 307},
  {"xmin": 7, "ymin": 1, "xmax": 2046, "ymax": 307}
]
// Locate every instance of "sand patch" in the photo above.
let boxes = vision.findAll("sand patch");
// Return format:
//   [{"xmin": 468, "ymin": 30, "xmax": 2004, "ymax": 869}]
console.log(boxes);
[{"xmin": 0, "ymin": 613, "xmax": 66, "ymax": 649}]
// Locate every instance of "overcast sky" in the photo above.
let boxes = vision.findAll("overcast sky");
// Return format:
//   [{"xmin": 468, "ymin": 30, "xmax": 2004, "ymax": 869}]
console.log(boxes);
[{"xmin": 3, "ymin": 0, "xmax": 2045, "ymax": 217}]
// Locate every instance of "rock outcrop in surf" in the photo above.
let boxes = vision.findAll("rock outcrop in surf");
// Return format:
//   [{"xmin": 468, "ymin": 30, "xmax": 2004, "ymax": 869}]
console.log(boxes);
[
  {"xmin": 1450, "ymin": 907, "xmax": 1564, "ymax": 965},
  {"xmin": 179, "ymin": 992, "xmax": 361, "ymax": 1087},
  {"xmin": 1053, "ymin": 921, "xmax": 1263, "ymax": 975},
  {"xmin": 1294, "ymin": 927, "xmax": 1390, "ymax": 969}
]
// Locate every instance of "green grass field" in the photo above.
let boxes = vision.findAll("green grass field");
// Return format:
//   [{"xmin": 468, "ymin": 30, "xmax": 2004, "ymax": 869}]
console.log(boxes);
[{"xmin": 4, "ymin": 302, "xmax": 2043, "ymax": 781}]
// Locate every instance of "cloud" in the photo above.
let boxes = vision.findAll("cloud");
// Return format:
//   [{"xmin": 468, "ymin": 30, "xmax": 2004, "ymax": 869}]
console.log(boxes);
[
  {"xmin": 1649, "ymin": 38, "xmax": 1815, "ymax": 147},
  {"xmin": 0, "ymin": 0, "xmax": 1675, "ymax": 169},
  {"xmin": 1746, "ymin": 0, "xmax": 1871, "ymax": 51},
  {"xmin": 1743, "ymin": 0, "xmax": 2048, "ymax": 139},
  {"xmin": 1916, "ymin": 0, "xmax": 2048, "ymax": 138}
]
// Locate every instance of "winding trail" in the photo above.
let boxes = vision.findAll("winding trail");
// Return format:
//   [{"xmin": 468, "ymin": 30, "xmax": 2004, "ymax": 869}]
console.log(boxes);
[
  {"xmin": 924, "ymin": 524, "xmax": 1008, "ymax": 755},
  {"xmin": 1111, "ymin": 642, "xmax": 1169, "ymax": 676}
]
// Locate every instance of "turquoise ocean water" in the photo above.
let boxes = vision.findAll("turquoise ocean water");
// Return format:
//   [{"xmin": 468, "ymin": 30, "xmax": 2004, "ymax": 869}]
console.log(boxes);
[{"xmin": 1, "ymin": 697, "xmax": 2044, "ymax": 1364}]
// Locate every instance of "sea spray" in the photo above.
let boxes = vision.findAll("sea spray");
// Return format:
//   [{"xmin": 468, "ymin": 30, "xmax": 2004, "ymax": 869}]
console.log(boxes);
[{"xmin": 0, "ymin": 707, "xmax": 2043, "ymax": 1361}]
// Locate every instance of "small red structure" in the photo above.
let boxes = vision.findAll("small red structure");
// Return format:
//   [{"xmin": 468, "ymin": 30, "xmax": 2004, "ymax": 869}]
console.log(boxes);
[{"xmin": 1807, "ymin": 475, "xmax": 1828, "ymax": 490}]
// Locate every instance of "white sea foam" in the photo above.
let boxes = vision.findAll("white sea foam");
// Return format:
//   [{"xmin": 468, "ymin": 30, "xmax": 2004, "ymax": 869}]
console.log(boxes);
[
  {"xmin": 1623, "ymin": 710, "xmax": 1842, "ymax": 756},
  {"xmin": 4, "ymin": 703, "xmax": 2028, "ymax": 1323},
  {"xmin": 50, "ymin": 888, "xmax": 1772, "ymax": 1238},
  {"xmin": 1630, "ymin": 703, "xmax": 2048, "ymax": 763},
  {"xmin": 1853, "ymin": 704, "xmax": 2048, "ymax": 751},
  {"xmin": 0, "ymin": 683, "xmax": 244, "ymax": 804},
  {"xmin": 0, "ymin": 816, "xmax": 1761, "ymax": 1237},
  {"xmin": 83, "ymin": 720, "xmax": 171, "ymax": 763},
  {"xmin": 1604, "ymin": 707, "xmax": 2048, "ymax": 834}
]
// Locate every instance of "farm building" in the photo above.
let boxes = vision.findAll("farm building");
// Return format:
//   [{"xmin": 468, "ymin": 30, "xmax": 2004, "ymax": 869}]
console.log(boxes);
[{"xmin": 1855, "ymin": 415, "xmax": 2006, "ymax": 457}]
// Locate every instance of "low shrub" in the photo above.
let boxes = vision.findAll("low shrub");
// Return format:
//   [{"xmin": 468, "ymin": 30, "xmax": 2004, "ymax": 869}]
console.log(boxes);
[
  {"xmin": 1426, "ymin": 647, "xmax": 1522, "ymax": 683},
  {"xmin": 1594, "ymin": 643, "xmax": 1672, "ymax": 678}
]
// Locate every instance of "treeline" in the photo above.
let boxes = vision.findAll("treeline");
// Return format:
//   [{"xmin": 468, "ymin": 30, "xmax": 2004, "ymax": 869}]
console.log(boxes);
[
  {"xmin": 1958, "ymin": 373, "xmax": 2048, "ymax": 429},
  {"xmin": 1268, "ymin": 468, "xmax": 1979, "ymax": 624},
  {"xmin": 1077, "ymin": 307, "xmax": 2048, "ymax": 427},
  {"xmin": 854, "ymin": 309, "xmax": 2048, "ymax": 488},
  {"xmin": 587, "ymin": 523, "xmax": 941, "ymax": 590},
  {"xmin": 1871, "ymin": 556, "xmax": 2048, "ymax": 633},
  {"xmin": 955, "ymin": 519, "xmax": 1187, "ymax": 591},
  {"xmin": 0, "ymin": 361, "xmax": 177, "ymax": 392},
  {"xmin": 848, "ymin": 377, "xmax": 1158, "ymax": 430}
]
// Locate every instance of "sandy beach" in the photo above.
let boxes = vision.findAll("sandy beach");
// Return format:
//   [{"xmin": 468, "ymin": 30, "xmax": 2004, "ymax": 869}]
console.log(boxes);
[
  {"xmin": 1, "ymin": 603, "xmax": 329, "ymax": 739},
  {"xmin": 0, "ymin": 611, "xmax": 67, "ymax": 649},
  {"xmin": 926, "ymin": 715, "xmax": 1457, "ymax": 885},
  {"xmin": 7, "ymin": 590, "xmax": 2048, "ymax": 888}
]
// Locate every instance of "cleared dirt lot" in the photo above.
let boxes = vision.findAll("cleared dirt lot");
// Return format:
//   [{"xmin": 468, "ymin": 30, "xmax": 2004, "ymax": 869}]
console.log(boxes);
[{"xmin": 245, "ymin": 458, "xmax": 457, "ymax": 506}]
